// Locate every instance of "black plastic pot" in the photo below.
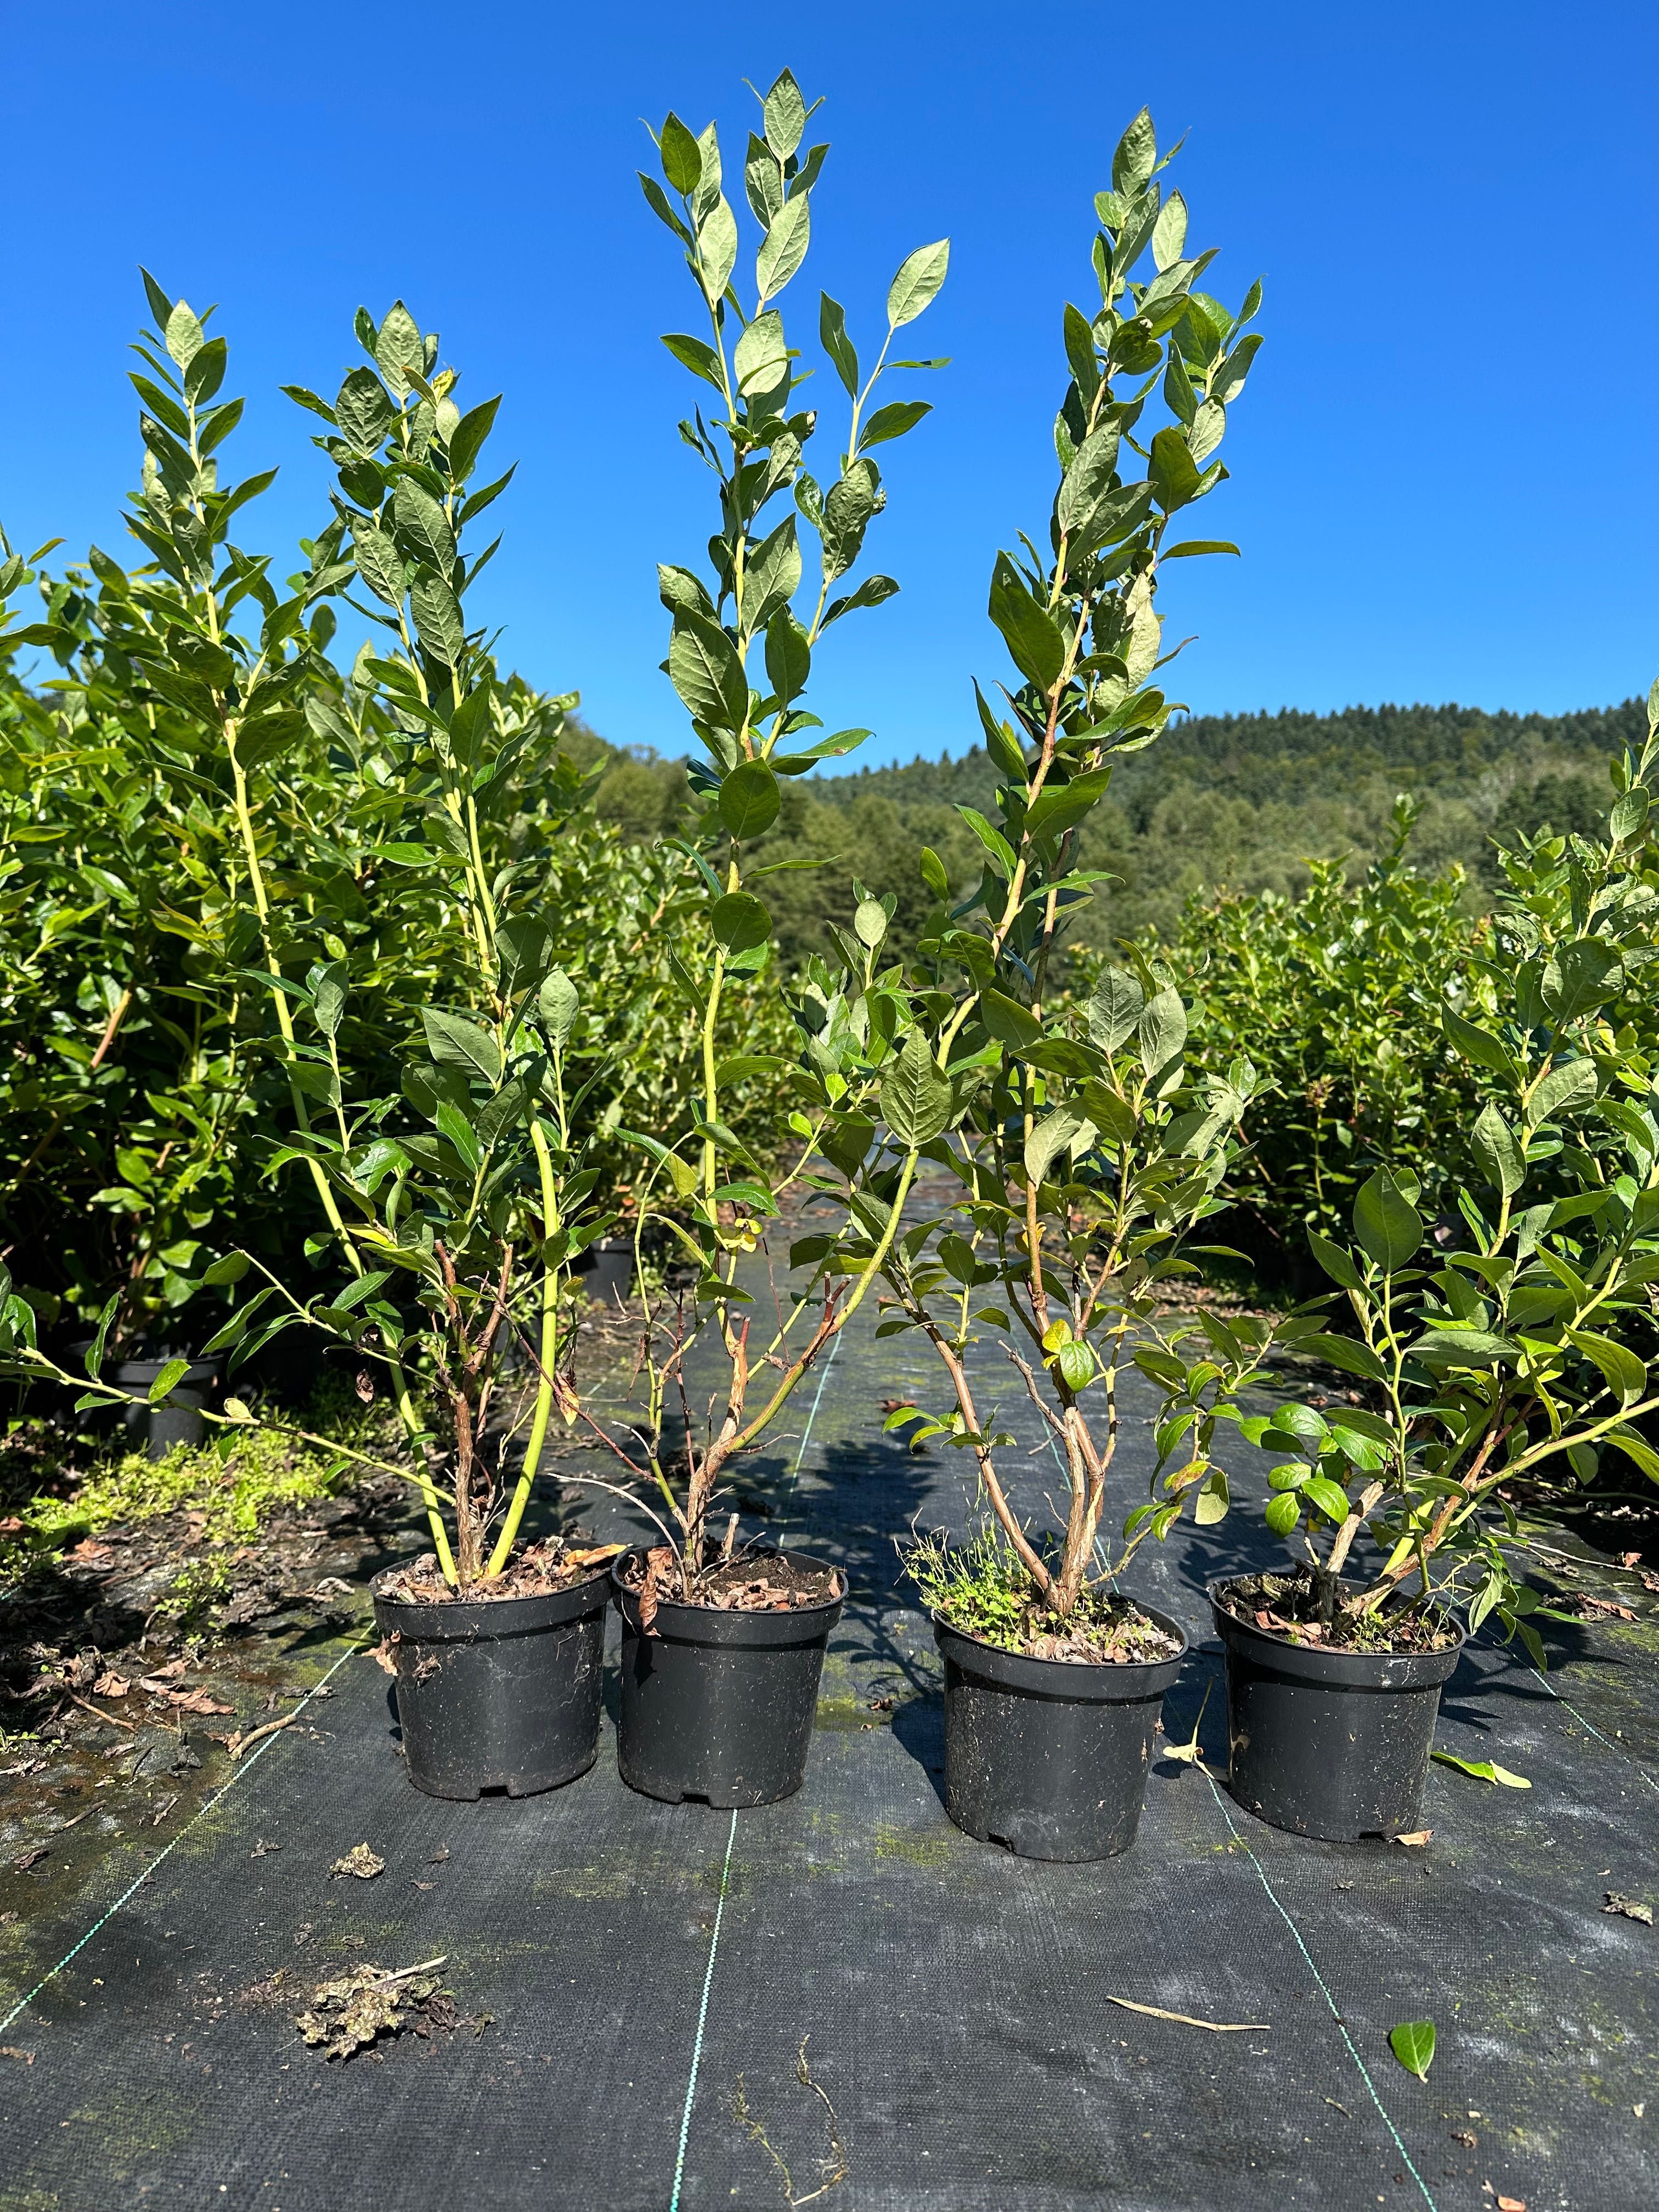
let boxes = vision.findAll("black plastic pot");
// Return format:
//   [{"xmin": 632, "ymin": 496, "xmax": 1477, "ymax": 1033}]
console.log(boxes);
[
  {"xmin": 374, "ymin": 1568, "xmax": 611, "ymax": 1800},
  {"xmin": 580, "ymin": 1237, "xmax": 635, "ymax": 1308},
  {"xmin": 114, "ymin": 1356, "xmax": 222, "ymax": 1459},
  {"xmin": 1210, "ymin": 1577, "xmax": 1466, "ymax": 1841},
  {"xmin": 934, "ymin": 1606, "xmax": 1188, "ymax": 1862},
  {"xmin": 611, "ymin": 1548, "xmax": 843, "ymax": 1807}
]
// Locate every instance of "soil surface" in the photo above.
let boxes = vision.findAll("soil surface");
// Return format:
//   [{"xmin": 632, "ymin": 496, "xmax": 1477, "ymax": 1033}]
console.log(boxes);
[
  {"xmin": 620, "ymin": 1545, "xmax": 843, "ymax": 1615},
  {"xmin": 947, "ymin": 1589, "xmax": 1183, "ymax": 1666},
  {"xmin": 1215, "ymin": 1567, "xmax": 1462, "ymax": 1652},
  {"xmin": 374, "ymin": 1537, "xmax": 622, "ymax": 1606}
]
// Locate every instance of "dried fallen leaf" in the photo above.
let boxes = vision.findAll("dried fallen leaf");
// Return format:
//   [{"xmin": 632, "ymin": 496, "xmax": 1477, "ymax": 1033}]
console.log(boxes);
[
  {"xmin": 250, "ymin": 1839, "xmax": 282, "ymax": 1858},
  {"xmin": 1, "ymin": 2045, "xmax": 35, "ymax": 2064},
  {"xmin": 427, "ymin": 1846, "xmax": 450, "ymax": 1865},
  {"xmin": 369, "ymin": 1636, "xmax": 399, "ymax": 1677},
  {"xmin": 1393, "ymin": 1829, "xmax": 1433, "ymax": 1847},
  {"xmin": 1619, "ymin": 1550, "xmax": 1642, "ymax": 1568},
  {"xmin": 167, "ymin": 1686, "xmax": 236, "ymax": 1717},
  {"xmin": 1602, "ymin": 1892, "xmax": 1654, "ymax": 1926},
  {"xmin": 1496, "ymin": 2195, "xmax": 1527, "ymax": 2211},
  {"xmin": 565, "ymin": 1543, "xmax": 624, "ymax": 1570},
  {"xmin": 92, "ymin": 1671, "xmax": 129, "ymax": 1699},
  {"xmin": 143, "ymin": 1657, "xmax": 187, "ymax": 1681},
  {"xmin": 1451, "ymin": 2128, "xmax": 1478, "ymax": 2148},
  {"xmin": 330, "ymin": 1844, "xmax": 385, "ymax": 1881},
  {"xmin": 12, "ymin": 1847, "xmax": 49, "ymax": 1872}
]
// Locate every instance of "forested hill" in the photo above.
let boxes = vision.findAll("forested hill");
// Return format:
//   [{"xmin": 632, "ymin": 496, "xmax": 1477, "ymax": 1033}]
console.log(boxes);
[
  {"xmin": 809, "ymin": 697, "xmax": 1649, "ymax": 815},
  {"xmin": 584, "ymin": 696, "xmax": 1649, "ymax": 957}
]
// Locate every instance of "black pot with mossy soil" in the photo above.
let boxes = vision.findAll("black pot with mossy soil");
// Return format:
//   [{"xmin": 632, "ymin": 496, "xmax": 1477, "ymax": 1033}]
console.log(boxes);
[
  {"xmin": 1210, "ymin": 1571, "xmax": 1465, "ymax": 1842},
  {"xmin": 373, "ymin": 1540, "xmax": 619, "ymax": 1800},
  {"xmin": 611, "ymin": 1547, "xmax": 844, "ymax": 1807},
  {"xmin": 934, "ymin": 1594, "xmax": 1188, "ymax": 1862}
]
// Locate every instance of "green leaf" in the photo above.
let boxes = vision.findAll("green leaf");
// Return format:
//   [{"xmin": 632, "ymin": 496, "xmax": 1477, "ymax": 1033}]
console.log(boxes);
[
  {"xmin": 957, "ymin": 805, "xmax": 1018, "ymax": 877},
  {"xmin": 201, "ymin": 1251, "xmax": 250, "ymax": 1286},
  {"xmin": 883, "ymin": 1028, "xmax": 954, "ymax": 1148},
  {"xmin": 887, "ymin": 240, "xmax": 950, "ymax": 327},
  {"xmin": 1264, "ymin": 1490, "xmax": 1300, "ymax": 1538},
  {"xmin": 859, "ymin": 400, "xmax": 932, "ymax": 452},
  {"xmin": 1411, "ymin": 1327, "xmax": 1520, "ymax": 1369},
  {"xmin": 763, "ymin": 68, "xmax": 806, "ymax": 159},
  {"xmin": 311, "ymin": 960, "xmax": 348, "ymax": 1040},
  {"xmin": 1301, "ymin": 1333, "xmax": 1388, "ymax": 1384},
  {"xmin": 1308, "ymin": 1230, "xmax": 1363, "ymax": 1292},
  {"xmin": 1025, "ymin": 1107, "xmax": 1087, "ymax": 1187},
  {"xmin": 147, "ymin": 1356, "xmax": 191, "ymax": 1405},
  {"xmin": 1160, "ymin": 540, "xmax": 1239, "ymax": 559},
  {"xmin": 1112, "ymin": 108, "xmax": 1157, "ymax": 197},
  {"xmin": 733, "ymin": 309, "xmax": 787, "ymax": 396},
  {"xmin": 980, "ymin": 988, "xmax": 1043, "ymax": 1052},
  {"xmin": 819, "ymin": 293, "xmax": 859, "ymax": 397},
  {"xmin": 669, "ymin": 612, "xmax": 749, "ymax": 732},
  {"xmin": 711, "ymin": 891, "xmax": 772, "ymax": 956},
  {"xmin": 1302, "ymin": 1474, "xmax": 1352, "ymax": 1524},
  {"xmin": 1431, "ymin": 1751, "xmax": 1531, "ymax": 1788},
  {"xmin": 1443, "ymin": 1005, "xmax": 1513, "ymax": 1075},
  {"xmin": 757, "ymin": 194, "xmax": 811, "ymax": 301},
  {"xmin": 659, "ymin": 112, "xmax": 702, "ymax": 195},
  {"xmin": 351, "ymin": 521, "xmax": 405, "ymax": 609},
  {"xmin": 1138, "ymin": 986, "xmax": 1187, "ymax": 1076},
  {"xmin": 1184, "ymin": 1465, "xmax": 1229, "ymax": 1525},
  {"xmin": 393, "ymin": 475, "xmax": 456, "ymax": 575},
  {"xmin": 1542, "ymin": 937, "xmax": 1622, "ymax": 1023},
  {"xmin": 1087, "ymin": 969, "xmax": 1145, "ymax": 1053},
  {"xmin": 1530, "ymin": 1058, "xmax": 1598, "ymax": 1124},
  {"xmin": 1148, "ymin": 426, "xmax": 1201, "ymax": 511},
  {"xmin": 988, "ymin": 553, "xmax": 1064, "ymax": 690},
  {"xmin": 764, "ymin": 609, "xmax": 811, "ymax": 704},
  {"xmin": 335, "ymin": 366, "xmax": 394, "ymax": 454},
  {"xmin": 1056, "ymin": 1338, "xmax": 1097, "ymax": 1392},
  {"xmin": 410, "ymin": 572, "xmax": 465, "ymax": 666},
  {"xmin": 854, "ymin": 898, "xmax": 888, "ymax": 950},
  {"xmin": 422, "ymin": 1007, "xmax": 503, "ymax": 1085},
  {"xmin": 1353, "ymin": 1169, "xmax": 1423, "ymax": 1272},
  {"xmin": 1565, "ymin": 1327, "xmax": 1647, "ymax": 1407},
  {"xmin": 1471, "ymin": 1102, "xmax": 1525, "ymax": 1197},
  {"xmin": 719, "ymin": 761, "xmax": 781, "ymax": 839},
  {"xmin": 1388, "ymin": 2021, "xmax": 1435, "ymax": 2081}
]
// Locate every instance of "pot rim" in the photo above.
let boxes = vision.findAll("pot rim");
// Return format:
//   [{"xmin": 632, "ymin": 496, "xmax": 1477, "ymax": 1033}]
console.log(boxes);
[
  {"xmin": 611, "ymin": 1544, "xmax": 845, "ymax": 1643},
  {"xmin": 1207, "ymin": 1573, "xmax": 1466, "ymax": 1685},
  {"xmin": 373, "ymin": 1560, "xmax": 611, "ymax": 1639},
  {"xmin": 934, "ymin": 1599, "xmax": 1189, "ymax": 1701}
]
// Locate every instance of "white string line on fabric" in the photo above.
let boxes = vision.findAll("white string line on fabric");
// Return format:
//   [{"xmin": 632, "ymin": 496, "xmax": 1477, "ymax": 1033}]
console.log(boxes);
[
  {"xmin": 1, "ymin": 1632, "xmax": 367, "ymax": 2036},
  {"xmin": 667, "ymin": 1329, "xmax": 839, "ymax": 2212},
  {"xmin": 1204, "ymin": 1773, "xmax": 1441, "ymax": 2212}
]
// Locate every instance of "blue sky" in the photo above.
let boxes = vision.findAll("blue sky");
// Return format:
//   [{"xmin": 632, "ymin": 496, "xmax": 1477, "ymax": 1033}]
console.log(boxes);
[{"xmin": 4, "ymin": 2, "xmax": 1656, "ymax": 768}]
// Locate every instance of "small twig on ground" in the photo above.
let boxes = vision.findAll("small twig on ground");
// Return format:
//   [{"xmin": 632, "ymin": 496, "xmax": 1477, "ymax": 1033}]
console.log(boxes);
[
  {"xmin": 1105, "ymin": 1996, "xmax": 1271, "ymax": 2033},
  {"xmin": 228, "ymin": 1714, "xmax": 297, "ymax": 1760},
  {"xmin": 65, "ymin": 1690, "xmax": 137, "ymax": 1733}
]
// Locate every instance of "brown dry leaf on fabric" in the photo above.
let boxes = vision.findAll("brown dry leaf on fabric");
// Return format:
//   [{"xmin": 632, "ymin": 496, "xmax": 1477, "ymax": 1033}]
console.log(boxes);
[
  {"xmin": 13, "ymin": 1847, "xmax": 49, "ymax": 1871},
  {"xmin": 1393, "ymin": 1830, "xmax": 1432, "ymax": 1848},
  {"xmin": 91, "ymin": 1671, "xmax": 130, "ymax": 1699},
  {"xmin": 168, "ymin": 1686, "xmax": 235, "ymax": 1717},
  {"xmin": 1451, "ymin": 2128, "xmax": 1478, "ymax": 2148},
  {"xmin": 67, "ymin": 1538, "xmax": 114, "ymax": 1565},
  {"xmin": 143, "ymin": 1657, "xmax": 187, "ymax": 1681},
  {"xmin": 1564, "ymin": 1593, "xmax": 1637, "ymax": 1621},
  {"xmin": 1496, "ymin": 2195, "xmax": 1527, "ymax": 2211},
  {"xmin": 250, "ymin": 1839, "xmax": 283, "ymax": 1858},
  {"xmin": 1, "ymin": 2046, "xmax": 36, "ymax": 2064},
  {"xmin": 330, "ymin": 1844, "xmax": 386, "ymax": 1881},
  {"xmin": 1619, "ymin": 1550, "xmax": 1642, "ymax": 1568},
  {"xmin": 427, "ymin": 1846, "xmax": 450, "ymax": 1865},
  {"xmin": 1602, "ymin": 1892, "xmax": 1654, "ymax": 1926}
]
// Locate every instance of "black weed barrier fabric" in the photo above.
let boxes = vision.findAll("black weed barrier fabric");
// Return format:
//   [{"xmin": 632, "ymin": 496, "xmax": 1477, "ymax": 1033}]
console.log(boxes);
[{"xmin": 2, "ymin": 1294, "xmax": 1656, "ymax": 2210}]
